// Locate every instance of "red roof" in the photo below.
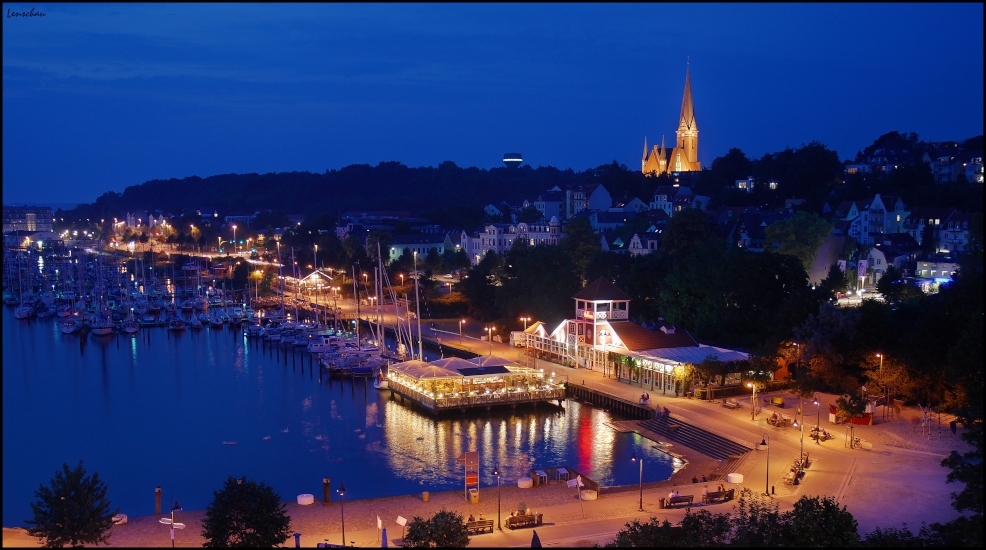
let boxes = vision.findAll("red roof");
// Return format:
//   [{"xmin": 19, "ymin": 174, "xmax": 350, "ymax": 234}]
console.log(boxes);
[{"xmin": 610, "ymin": 323, "xmax": 697, "ymax": 352}]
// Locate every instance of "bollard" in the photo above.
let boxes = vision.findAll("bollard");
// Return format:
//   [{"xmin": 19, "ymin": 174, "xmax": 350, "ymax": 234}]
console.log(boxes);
[
  {"xmin": 155, "ymin": 486, "xmax": 162, "ymax": 515},
  {"xmin": 323, "ymin": 478, "xmax": 331, "ymax": 505},
  {"xmin": 422, "ymin": 491, "xmax": 430, "ymax": 502},
  {"xmin": 293, "ymin": 532, "xmax": 301, "ymax": 548}
]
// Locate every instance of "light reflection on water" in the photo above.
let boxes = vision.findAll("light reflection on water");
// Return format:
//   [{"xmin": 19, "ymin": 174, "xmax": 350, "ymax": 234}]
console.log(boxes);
[{"xmin": 2, "ymin": 309, "xmax": 679, "ymax": 527}]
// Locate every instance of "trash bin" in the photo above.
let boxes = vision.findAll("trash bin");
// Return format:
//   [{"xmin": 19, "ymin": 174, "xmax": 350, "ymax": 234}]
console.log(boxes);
[
  {"xmin": 422, "ymin": 491, "xmax": 430, "ymax": 502},
  {"xmin": 659, "ymin": 497, "xmax": 665, "ymax": 509},
  {"xmin": 468, "ymin": 488, "xmax": 479, "ymax": 504}
]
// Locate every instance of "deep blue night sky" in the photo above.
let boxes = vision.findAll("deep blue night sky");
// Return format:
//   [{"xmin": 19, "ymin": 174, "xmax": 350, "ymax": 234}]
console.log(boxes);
[{"xmin": 3, "ymin": 3, "xmax": 983, "ymax": 205}]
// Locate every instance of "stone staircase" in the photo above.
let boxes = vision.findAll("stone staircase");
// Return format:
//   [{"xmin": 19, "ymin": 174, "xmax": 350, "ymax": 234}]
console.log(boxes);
[{"xmin": 640, "ymin": 414, "xmax": 752, "ymax": 462}]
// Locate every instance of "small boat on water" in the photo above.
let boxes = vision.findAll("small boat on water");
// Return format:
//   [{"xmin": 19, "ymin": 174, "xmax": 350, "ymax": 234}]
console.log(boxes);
[
  {"xmin": 121, "ymin": 317, "xmax": 139, "ymax": 335},
  {"xmin": 221, "ymin": 441, "xmax": 238, "ymax": 445},
  {"xmin": 373, "ymin": 371, "xmax": 389, "ymax": 390},
  {"xmin": 168, "ymin": 317, "xmax": 187, "ymax": 331},
  {"xmin": 189, "ymin": 315, "xmax": 203, "ymax": 329}
]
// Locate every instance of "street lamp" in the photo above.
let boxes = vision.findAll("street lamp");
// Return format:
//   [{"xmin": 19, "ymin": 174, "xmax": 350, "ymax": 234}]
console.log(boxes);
[
  {"xmin": 760, "ymin": 433, "xmax": 770, "ymax": 495},
  {"xmin": 337, "ymin": 481, "xmax": 347, "ymax": 546},
  {"xmin": 520, "ymin": 316, "xmax": 530, "ymax": 330},
  {"xmin": 630, "ymin": 449, "xmax": 644, "ymax": 512},
  {"xmin": 459, "ymin": 319, "xmax": 465, "ymax": 343},
  {"xmin": 599, "ymin": 329, "xmax": 610, "ymax": 378},
  {"xmin": 747, "ymin": 381, "xmax": 758, "ymax": 421},
  {"xmin": 159, "ymin": 497, "xmax": 183, "ymax": 548},
  {"xmin": 814, "ymin": 394, "xmax": 821, "ymax": 444},
  {"xmin": 793, "ymin": 409, "xmax": 805, "ymax": 481},
  {"xmin": 231, "ymin": 224, "xmax": 237, "ymax": 256},
  {"xmin": 493, "ymin": 462, "xmax": 502, "ymax": 530},
  {"xmin": 485, "ymin": 325, "xmax": 495, "ymax": 355}
]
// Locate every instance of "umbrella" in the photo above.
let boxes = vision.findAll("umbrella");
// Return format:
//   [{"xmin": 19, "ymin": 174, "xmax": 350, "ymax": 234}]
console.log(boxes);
[
  {"xmin": 531, "ymin": 530, "xmax": 542, "ymax": 547},
  {"xmin": 430, "ymin": 357, "xmax": 479, "ymax": 371},
  {"xmin": 469, "ymin": 355, "xmax": 517, "ymax": 367}
]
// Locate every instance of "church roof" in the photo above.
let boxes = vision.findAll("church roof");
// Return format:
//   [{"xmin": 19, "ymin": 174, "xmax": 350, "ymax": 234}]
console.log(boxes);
[{"xmin": 572, "ymin": 277, "xmax": 631, "ymax": 301}]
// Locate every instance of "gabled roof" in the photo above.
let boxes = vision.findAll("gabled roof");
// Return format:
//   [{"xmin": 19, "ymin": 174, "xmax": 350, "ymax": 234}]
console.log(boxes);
[
  {"xmin": 572, "ymin": 277, "xmax": 630, "ymax": 301},
  {"xmin": 609, "ymin": 322, "xmax": 697, "ymax": 351}
]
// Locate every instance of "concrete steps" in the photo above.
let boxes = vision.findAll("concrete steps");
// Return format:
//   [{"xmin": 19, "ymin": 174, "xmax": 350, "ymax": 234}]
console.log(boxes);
[{"xmin": 640, "ymin": 415, "xmax": 751, "ymax": 461}]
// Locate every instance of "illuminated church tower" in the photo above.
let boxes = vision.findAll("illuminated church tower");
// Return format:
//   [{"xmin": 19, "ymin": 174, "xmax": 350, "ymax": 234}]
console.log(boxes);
[{"xmin": 642, "ymin": 64, "xmax": 701, "ymax": 176}]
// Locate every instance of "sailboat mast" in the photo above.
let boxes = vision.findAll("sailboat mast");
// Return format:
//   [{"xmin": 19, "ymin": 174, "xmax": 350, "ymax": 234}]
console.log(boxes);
[
  {"xmin": 352, "ymin": 265, "xmax": 360, "ymax": 344},
  {"xmin": 413, "ymin": 251, "xmax": 423, "ymax": 361}
]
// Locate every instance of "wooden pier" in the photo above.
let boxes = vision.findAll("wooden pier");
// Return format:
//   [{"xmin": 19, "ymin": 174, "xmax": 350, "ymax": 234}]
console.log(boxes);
[{"xmin": 566, "ymin": 383, "xmax": 655, "ymax": 420}]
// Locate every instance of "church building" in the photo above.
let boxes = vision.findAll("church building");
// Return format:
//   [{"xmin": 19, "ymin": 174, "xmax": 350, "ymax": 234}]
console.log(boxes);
[{"xmin": 641, "ymin": 65, "xmax": 701, "ymax": 176}]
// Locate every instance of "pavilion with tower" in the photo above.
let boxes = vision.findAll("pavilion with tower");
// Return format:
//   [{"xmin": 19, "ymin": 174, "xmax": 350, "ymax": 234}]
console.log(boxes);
[{"xmin": 512, "ymin": 277, "xmax": 748, "ymax": 395}]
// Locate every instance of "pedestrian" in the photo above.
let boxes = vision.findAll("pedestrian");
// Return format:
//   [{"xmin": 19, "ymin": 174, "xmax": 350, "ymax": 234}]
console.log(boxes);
[
  {"xmin": 703, "ymin": 485, "xmax": 710, "ymax": 496},
  {"xmin": 692, "ymin": 475, "xmax": 698, "ymax": 484},
  {"xmin": 468, "ymin": 514, "xmax": 475, "ymax": 522},
  {"xmin": 701, "ymin": 474, "xmax": 707, "ymax": 483},
  {"xmin": 718, "ymin": 484, "xmax": 724, "ymax": 492}
]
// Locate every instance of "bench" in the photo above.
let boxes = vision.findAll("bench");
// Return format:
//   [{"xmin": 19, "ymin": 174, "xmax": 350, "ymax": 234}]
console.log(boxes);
[
  {"xmin": 702, "ymin": 489, "xmax": 734, "ymax": 504},
  {"xmin": 505, "ymin": 513, "xmax": 542, "ymax": 529},
  {"xmin": 722, "ymin": 399, "xmax": 740, "ymax": 409},
  {"xmin": 465, "ymin": 519, "xmax": 494, "ymax": 535},
  {"xmin": 667, "ymin": 495, "xmax": 694, "ymax": 508}
]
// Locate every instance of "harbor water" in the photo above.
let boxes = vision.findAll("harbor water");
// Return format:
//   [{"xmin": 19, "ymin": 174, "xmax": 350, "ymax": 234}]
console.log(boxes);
[{"xmin": 2, "ymin": 307, "xmax": 680, "ymax": 527}]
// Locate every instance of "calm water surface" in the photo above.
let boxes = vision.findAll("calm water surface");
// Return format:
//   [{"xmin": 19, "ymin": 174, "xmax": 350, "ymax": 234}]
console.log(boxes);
[{"xmin": 2, "ymin": 308, "xmax": 679, "ymax": 526}]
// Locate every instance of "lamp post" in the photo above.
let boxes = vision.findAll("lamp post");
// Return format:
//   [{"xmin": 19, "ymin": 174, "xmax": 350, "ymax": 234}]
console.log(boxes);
[
  {"xmin": 493, "ymin": 462, "xmax": 502, "ymax": 530},
  {"xmin": 485, "ymin": 325, "xmax": 495, "ymax": 355},
  {"xmin": 337, "ymin": 481, "xmax": 347, "ymax": 546},
  {"xmin": 520, "ymin": 316, "xmax": 530, "ymax": 331},
  {"xmin": 747, "ymin": 381, "xmax": 758, "ymax": 421},
  {"xmin": 599, "ymin": 329, "xmax": 609, "ymax": 378},
  {"xmin": 459, "ymin": 319, "xmax": 465, "ymax": 343},
  {"xmin": 231, "ymin": 224, "xmax": 237, "ymax": 256},
  {"xmin": 876, "ymin": 352, "xmax": 885, "ymax": 418},
  {"xmin": 814, "ymin": 394, "xmax": 821, "ymax": 444},
  {"xmin": 631, "ymin": 449, "xmax": 643, "ymax": 512},
  {"xmin": 793, "ymin": 410, "xmax": 805, "ymax": 480},
  {"xmin": 760, "ymin": 433, "xmax": 770, "ymax": 495}
]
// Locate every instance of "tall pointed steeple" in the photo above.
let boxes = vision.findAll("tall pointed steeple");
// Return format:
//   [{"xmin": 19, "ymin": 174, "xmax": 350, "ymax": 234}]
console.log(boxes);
[
  {"xmin": 642, "ymin": 136, "xmax": 648, "ymax": 160},
  {"xmin": 679, "ymin": 61, "xmax": 695, "ymax": 129},
  {"xmin": 675, "ymin": 60, "xmax": 700, "ymax": 169}
]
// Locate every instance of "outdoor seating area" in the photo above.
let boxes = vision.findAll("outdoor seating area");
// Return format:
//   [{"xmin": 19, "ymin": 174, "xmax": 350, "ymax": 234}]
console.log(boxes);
[
  {"xmin": 666, "ymin": 494, "xmax": 694, "ymax": 508},
  {"xmin": 721, "ymin": 399, "xmax": 740, "ymax": 409},
  {"xmin": 465, "ymin": 519, "xmax": 494, "ymax": 535},
  {"xmin": 506, "ymin": 512, "xmax": 543, "ymax": 529},
  {"xmin": 386, "ymin": 358, "xmax": 567, "ymax": 414},
  {"xmin": 702, "ymin": 489, "xmax": 735, "ymax": 504},
  {"xmin": 767, "ymin": 412, "xmax": 793, "ymax": 427}
]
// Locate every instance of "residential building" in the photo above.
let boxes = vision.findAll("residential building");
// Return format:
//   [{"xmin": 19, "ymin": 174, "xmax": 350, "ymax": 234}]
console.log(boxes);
[
  {"xmin": 388, "ymin": 234, "xmax": 447, "ymax": 263},
  {"xmin": 939, "ymin": 212, "xmax": 977, "ymax": 254},
  {"xmin": 3, "ymin": 205, "xmax": 54, "ymax": 233},
  {"xmin": 901, "ymin": 207, "xmax": 955, "ymax": 251},
  {"xmin": 834, "ymin": 194, "xmax": 909, "ymax": 246},
  {"xmin": 459, "ymin": 218, "xmax": 561, "ymax": 265},
  {"xmin": 866, "ymin": 233, "xmax": 921, "ymax": 284}
]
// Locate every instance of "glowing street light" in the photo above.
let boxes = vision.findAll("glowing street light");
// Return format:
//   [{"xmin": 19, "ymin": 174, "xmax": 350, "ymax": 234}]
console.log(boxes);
[
  {"xmin": 337, "ymin": 481, "xmax": 347, "ymax": 546},
  {"xmin": 459, "ymin": 319, "xmax": 466, "ymax": 343},
  {"xmin": 630, "ymin": 449, "xmax": 644, "ymax": 512},
  {"xmin": 520, "ymin": 316, "xmax": 530, "ymax": 330},
  {"xmin": 493, "ymin": 462, "xmax": 502, "ymax": 530},
  {"xmin": 231, "ymin": 224, "xmax": 237, "ymax": 255},
  {"xmin": 485, "ymin": 325, "xmax": 496, "ymax": 356}
]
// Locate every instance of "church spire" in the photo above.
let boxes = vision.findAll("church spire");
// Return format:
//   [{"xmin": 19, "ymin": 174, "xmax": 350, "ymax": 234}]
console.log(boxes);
[
  {"xmin": 642, "ymin": 136, "xmax": 648, "ymax": 160},
  {"xmin": 679, "ymin": 62, "xmax": 695, "ymax": 129}
]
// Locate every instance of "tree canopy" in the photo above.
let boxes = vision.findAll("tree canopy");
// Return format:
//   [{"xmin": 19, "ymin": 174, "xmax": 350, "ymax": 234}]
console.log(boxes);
[
  {"xmin": 201, "ymin": 475, "xmax": 292, "ymax": 548},
  {"xmin": 26, "ymin": 461, "xmax": 118, "ymax": 549}
]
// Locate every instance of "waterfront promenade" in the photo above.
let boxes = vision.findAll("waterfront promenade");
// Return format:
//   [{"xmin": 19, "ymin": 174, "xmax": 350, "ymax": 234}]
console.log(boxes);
[{"xmin": 3, "ymin": 307, "xmax": 973, "ymax": 547}]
